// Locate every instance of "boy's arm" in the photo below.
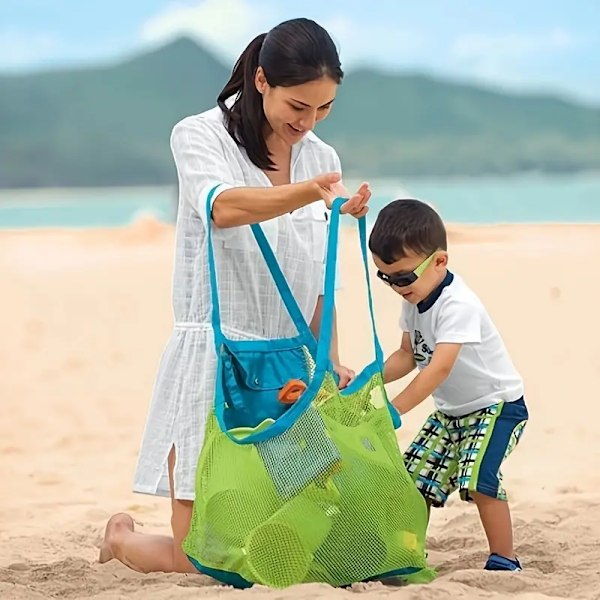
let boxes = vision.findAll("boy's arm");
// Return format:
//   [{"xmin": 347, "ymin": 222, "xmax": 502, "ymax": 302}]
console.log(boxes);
[
  {"xmin": 392, "ymin": 343, "xmax": 462, "ymax": 414},
  {"xmin": 383, "ymin": 332, "xmax": 415, "ymax": 383}
]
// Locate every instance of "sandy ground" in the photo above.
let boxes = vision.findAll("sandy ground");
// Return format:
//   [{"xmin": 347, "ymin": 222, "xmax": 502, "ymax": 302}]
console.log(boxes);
[{"xmin": 1, "ymin": 218, "xmax": 599, "ymax": 599}]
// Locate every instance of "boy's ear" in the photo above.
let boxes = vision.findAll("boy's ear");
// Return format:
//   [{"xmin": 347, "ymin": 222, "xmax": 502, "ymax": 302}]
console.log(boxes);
[{"xmin": 435, "ymin": 251, "xmax": 449, "ymax": 268}]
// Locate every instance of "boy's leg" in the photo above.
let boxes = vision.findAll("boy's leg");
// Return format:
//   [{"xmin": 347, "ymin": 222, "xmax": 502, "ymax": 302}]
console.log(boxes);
[
  {"xmin": 471, "ymin": 492, "xmax": 515, "ymax": 559},
  {"xmin": 456, "ymin": 399, "xmax": 528, "ymax": 568}
]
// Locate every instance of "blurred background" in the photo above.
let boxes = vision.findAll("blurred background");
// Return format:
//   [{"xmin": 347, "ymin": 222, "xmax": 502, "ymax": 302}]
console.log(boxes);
[{"xmin": 1, "ymin": 0, "xmax": 599, "ymax": 227}]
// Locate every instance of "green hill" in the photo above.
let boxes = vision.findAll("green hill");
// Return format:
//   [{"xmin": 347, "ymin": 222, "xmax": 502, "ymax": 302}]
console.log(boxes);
[
  {"xmin": 319, "ymin": 69, "xmax": 600, "ymax": 176},
  {"xmin": 0, "ymin": 37, "xmax": 598, "ymax": 188}
]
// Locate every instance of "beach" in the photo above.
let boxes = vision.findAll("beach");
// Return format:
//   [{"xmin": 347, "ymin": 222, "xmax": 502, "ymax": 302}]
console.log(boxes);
[{"xmin": 1, "ymin": 218, "xmax": 599, "ymax": 599}]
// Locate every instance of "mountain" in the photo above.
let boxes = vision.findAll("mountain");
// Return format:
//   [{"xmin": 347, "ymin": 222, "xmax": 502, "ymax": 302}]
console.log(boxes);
[
  {"xmin": 319, "ymin": 69, "xmax": 600, "ymax": 176},
  {"xmin": 0, "ymin": 38, "xmax": 229, "ymax": 188},
  {"xmin": 1, "ymin": 37, "xmax": 599, "ymax": 188}
]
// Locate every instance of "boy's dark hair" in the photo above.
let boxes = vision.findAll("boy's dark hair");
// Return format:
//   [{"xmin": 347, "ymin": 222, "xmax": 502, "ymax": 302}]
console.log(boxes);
[
  {"xmin": 218, "ymin": 18, "xmax": 343, "ymax": 171},
  {"xmin": 369, "ymin": 199, "xmax": 447, "ymax": 264}
]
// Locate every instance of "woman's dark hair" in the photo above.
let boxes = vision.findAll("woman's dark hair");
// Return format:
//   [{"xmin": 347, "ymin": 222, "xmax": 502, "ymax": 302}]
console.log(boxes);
[
  {"xmin": 217, "ymin": 18, "xmax": 343, "ymax": 170},
  {"xmin": 369, "ymin": 199, "xmax": 448, "ymax": 264}
]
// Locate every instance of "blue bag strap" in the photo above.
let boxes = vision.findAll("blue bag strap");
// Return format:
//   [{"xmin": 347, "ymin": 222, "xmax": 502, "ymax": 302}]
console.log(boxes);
[
  {"xmin": 314, "ymin": 198, "xmax": 342, "ymax": 372},
  {"xmin": 358, "ymin": 214, "xmax": 385, "ymax": 367},
  {"xmin": 206, "ymin": 186, "xmax": 314, "ymax": 347},
  {"xmin": 213, "ymin": 197, "xmax": 391, "ymax": 445},
  {"xmin": 316, "ymin": 198, "xmax": 384, "ymax": 371},
  {"xmin": 249, "ymin": 223, "xmax": 314, "ymax": 340},
  {"xmin": 206, "ymin": 186, "xmax": 225, "ymax": 347}
]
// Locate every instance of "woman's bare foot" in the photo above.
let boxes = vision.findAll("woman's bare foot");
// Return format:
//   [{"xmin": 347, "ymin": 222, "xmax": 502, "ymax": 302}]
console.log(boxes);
[{"xmin": 99, "ymin": 513, "xmax": 135, "ymax": 564}]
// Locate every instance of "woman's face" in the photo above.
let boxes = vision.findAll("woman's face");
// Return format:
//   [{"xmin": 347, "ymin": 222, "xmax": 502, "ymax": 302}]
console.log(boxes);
[{"xmin": 255, "ymin": 68, "xmax": 338, "ymax": 146}]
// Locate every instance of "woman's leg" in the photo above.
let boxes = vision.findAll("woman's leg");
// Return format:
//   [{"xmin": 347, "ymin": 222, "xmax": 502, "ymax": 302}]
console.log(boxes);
[{"xmin": 99, "ymin": 447, "xmax": 197, "ymax": 573}]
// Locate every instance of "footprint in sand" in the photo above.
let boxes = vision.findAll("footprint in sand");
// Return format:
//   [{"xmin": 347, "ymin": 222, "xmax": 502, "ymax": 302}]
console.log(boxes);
[
  {"xmin": 556, "ymin": 485, "xmax": 582, "ymax": 495},
  {"xmin": 126, "ymin": 503, "xmax": 155, "ymax": 514},
  {"xmin": 37, "ymin": 476, "xmax": 62, "ymax": 486}
]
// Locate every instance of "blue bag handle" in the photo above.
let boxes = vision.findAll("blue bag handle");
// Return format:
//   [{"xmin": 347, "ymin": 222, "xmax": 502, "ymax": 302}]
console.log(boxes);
[
  {"xmin": 315, "ymin": 198, "xmax": 384, "ymax": 373},
  {"xmin": 206, "ymin": 187, "xmax": 314, "ymax": 347},
  {"xmin": 359, "ymin": 211, "xmax": 385, "ymax": 368},
  {"xmin": 206, "ymin": 189, "xmax": 387, "ymax": 443},
  {"xmin": 249, "ymin": 223, "xmax": 316, "ymax": 343}
]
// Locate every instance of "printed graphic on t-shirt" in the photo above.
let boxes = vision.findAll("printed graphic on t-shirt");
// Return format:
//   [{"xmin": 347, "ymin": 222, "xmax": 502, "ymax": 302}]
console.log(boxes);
[{"xmin": 413, "ymin": 329, "xmax": 433, "ymax": 364}]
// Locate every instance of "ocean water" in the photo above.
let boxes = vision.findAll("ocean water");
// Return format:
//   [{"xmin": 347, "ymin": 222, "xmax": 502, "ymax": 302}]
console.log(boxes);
[{"xmin": 1, "ymin": 174, "xmax": 599, "ymax": 229}]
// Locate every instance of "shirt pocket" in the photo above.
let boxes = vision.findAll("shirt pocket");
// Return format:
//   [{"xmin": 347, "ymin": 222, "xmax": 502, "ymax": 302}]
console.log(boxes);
[{"xmin": 213, "ymin": 217, "xmax": 279, "ymax": 254}]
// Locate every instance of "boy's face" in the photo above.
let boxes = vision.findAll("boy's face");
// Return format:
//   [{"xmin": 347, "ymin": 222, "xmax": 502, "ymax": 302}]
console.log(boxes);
[{"xmin": 372, "ymin": 249, "xmax": 448, "ymax": 304}]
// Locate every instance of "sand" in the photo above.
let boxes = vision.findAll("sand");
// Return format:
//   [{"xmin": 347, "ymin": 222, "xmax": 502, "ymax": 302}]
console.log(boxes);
[{"xmin": 1, "ymin": 217, "xmax": 599, "ymax": 599}]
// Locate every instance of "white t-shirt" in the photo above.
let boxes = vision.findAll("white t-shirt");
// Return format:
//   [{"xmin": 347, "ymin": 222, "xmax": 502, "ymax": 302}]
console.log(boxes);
[{"xmin": 399, "ymin": 272, "xmax": 524, "ymax": 417}]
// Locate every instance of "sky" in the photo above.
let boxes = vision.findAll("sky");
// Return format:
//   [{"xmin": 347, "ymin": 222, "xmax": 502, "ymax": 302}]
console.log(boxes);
[{"xmin": 1, "ymin": 0, "xmax": 599, "ymax": 105}]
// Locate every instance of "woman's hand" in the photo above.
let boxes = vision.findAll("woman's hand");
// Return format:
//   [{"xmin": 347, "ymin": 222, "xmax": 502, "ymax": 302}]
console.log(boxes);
[
  {"xmin": 333, "ymin": 363, "xmax": 356, "ymax": 389},
  {"xmin": 312, "ymin": 173, "xmax": 371, "ymax": 219}
]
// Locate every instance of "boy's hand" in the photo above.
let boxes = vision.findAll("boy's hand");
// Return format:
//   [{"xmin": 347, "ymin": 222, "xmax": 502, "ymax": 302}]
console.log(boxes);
[{"xmin": 333, "ymin": 363, "xmax": 356, "ymax": 389}]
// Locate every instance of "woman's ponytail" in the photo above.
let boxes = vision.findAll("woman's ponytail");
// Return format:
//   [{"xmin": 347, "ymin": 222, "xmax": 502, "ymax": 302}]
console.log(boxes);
[{"xmin": 218, "ymin": 33, "xmax": 272, "ymax": 170}]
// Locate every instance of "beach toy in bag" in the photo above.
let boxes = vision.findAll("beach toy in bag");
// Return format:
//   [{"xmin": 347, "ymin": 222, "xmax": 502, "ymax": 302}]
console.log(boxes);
[{"xmin": 182, "ymin": 190, "xmax": 435, "ymax": 588}]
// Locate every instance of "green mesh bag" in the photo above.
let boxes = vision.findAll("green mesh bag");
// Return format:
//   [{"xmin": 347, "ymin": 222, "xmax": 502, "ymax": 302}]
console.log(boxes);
[{"xmin": 183, "ymin": 194, "xmax": 435, "ymax": 588}]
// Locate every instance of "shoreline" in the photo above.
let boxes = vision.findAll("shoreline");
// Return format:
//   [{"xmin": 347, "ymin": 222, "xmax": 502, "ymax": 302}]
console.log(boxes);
[
  {"xmin": 1, "ymin": 168, "xmax": 600, "ymax": 195},
  {"xmin": 2, "ymin": 219, "xmax": 600, "ymax": 235}
]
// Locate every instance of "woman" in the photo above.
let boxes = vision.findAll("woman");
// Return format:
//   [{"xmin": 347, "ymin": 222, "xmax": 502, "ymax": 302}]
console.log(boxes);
[{"xmin": 99, "ymin": 17, "xmax": 370, "ymax": 574}]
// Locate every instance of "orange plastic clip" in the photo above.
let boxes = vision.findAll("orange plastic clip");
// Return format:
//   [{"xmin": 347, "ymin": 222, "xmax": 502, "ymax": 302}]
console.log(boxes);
[{"xmin": 278, "ymin": 379, "xmax": 307, "ymax": 404}]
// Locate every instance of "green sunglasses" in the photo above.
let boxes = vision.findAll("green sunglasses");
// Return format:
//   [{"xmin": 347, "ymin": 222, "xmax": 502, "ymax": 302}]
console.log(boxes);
[{"xmin": 376, "ymin": 252, "xmax": 437, "ymax": 288}]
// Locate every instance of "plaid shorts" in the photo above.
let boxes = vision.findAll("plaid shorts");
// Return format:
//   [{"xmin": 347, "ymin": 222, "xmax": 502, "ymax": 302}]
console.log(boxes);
[{"xmin": 403, "ymin": 398, "xmax": 528, "ymax": 507}]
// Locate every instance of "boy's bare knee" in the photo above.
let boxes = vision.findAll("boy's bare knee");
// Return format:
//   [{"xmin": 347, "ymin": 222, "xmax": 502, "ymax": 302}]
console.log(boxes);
[{"xmin": 471, "ymin": 491, "xmax": 500, "ymax": 505}]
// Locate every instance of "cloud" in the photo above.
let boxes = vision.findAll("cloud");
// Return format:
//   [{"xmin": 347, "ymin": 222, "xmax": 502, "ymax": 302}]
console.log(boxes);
[
  {"xmin": 139, "ymin": 0, "xmax": 265, "ymax": 61},
  {"xmin": 0, "ymin": 29, "xmax": 62, "ymax": 70},
  {"xmin": 140, "ymin": 4, "xmax": 426, "ymax": 70},
  {"xmin": 322, "ymin": 14, "xmax": 426, "ymax": 68},
  {"xmin": 136, "ymin": 6, "xmax": 593, "ymax": 101},
  {"xmin": 448, "ymin": 29, "xmax": 576, "ymax": 80}
]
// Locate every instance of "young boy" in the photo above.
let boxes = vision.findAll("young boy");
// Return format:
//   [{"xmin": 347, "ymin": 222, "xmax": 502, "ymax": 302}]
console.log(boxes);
[{"xmin": 369, "ymin": 198, "xmax": 528, "ymax": 572}]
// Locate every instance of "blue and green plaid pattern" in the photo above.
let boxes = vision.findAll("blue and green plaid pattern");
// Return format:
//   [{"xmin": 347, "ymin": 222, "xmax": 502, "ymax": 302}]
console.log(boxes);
[{"xmin": 403, "ymin": 399, "xmax": 528, "ymax": 507}]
